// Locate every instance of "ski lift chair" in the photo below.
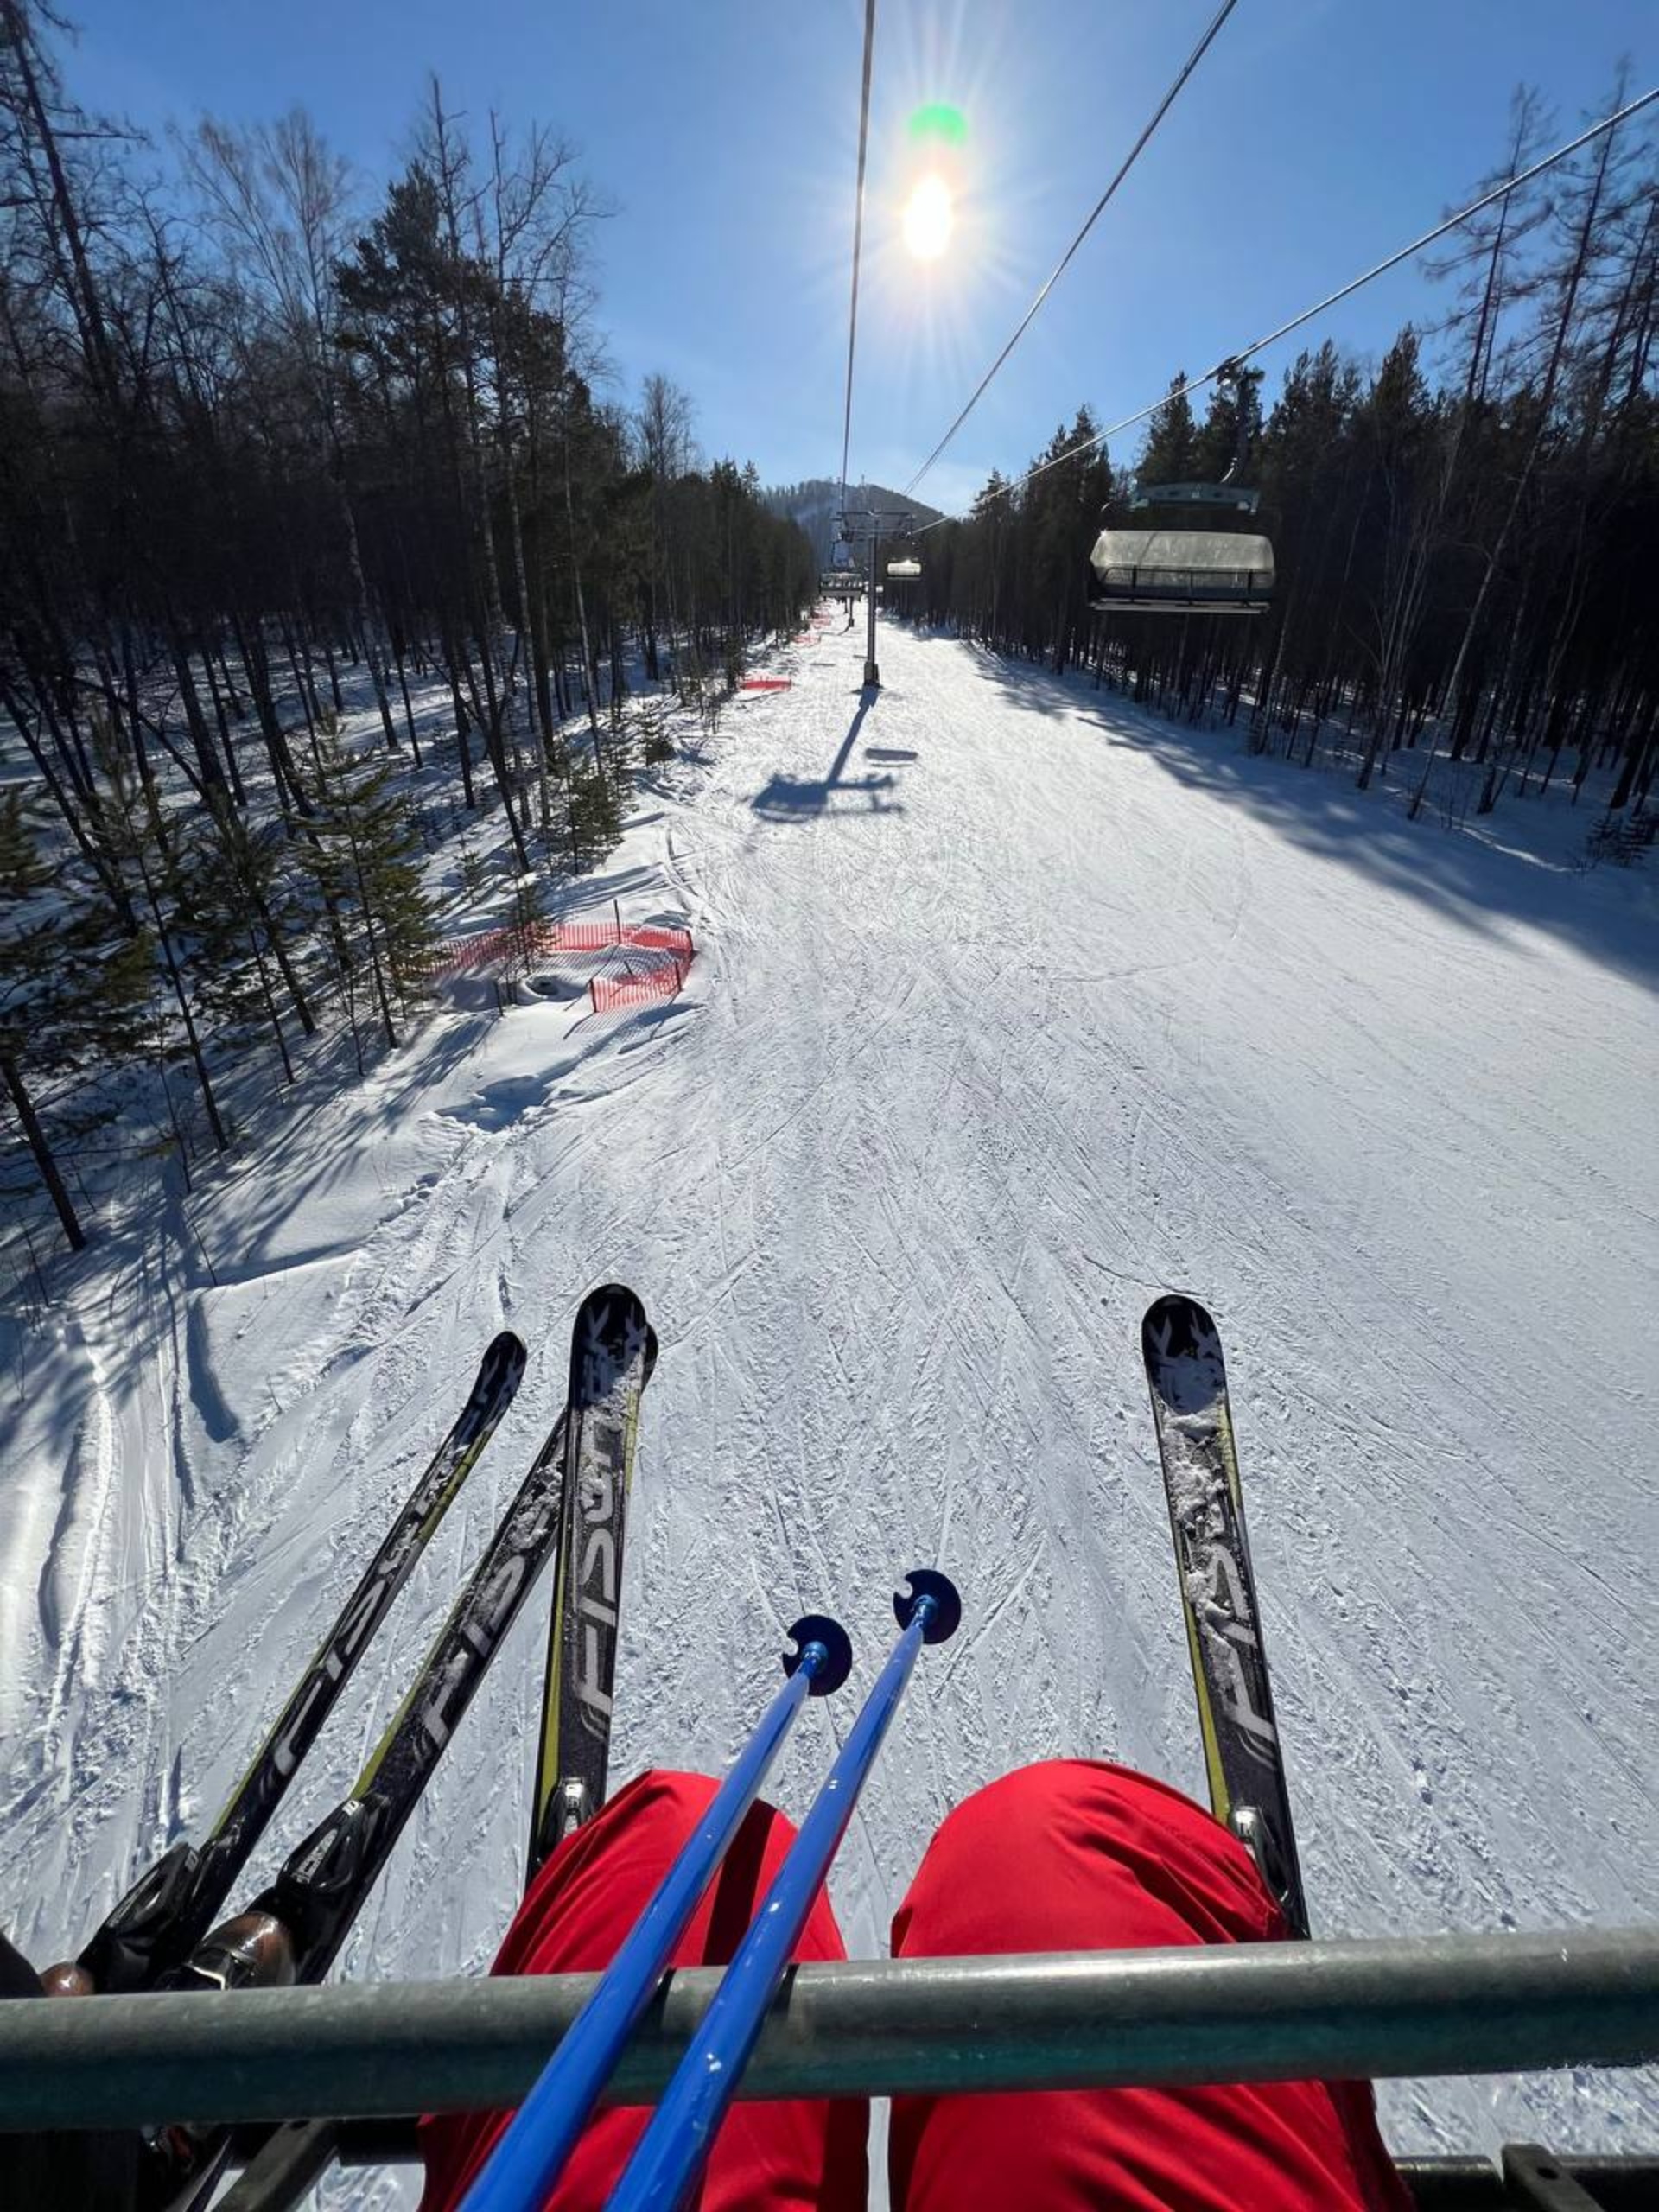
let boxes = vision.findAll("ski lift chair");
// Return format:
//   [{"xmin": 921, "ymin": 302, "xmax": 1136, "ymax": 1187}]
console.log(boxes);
[
  {"xmin": 1089, "ymin": 361, "xmax": 1275, "ymax": 616},
  {"xmin": 1088, "ymin": 483, "xmax": 1274, "ymax": 613}
]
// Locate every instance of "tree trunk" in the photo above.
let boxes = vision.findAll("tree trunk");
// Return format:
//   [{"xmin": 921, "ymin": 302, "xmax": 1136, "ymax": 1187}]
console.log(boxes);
[
  {"xmin": 249, "ymin": 927, "xmax": 296, "ymax": 1084},
  {"xmin": 142, "ymin": 863, "xmax": 230, "ymax": 1154},
  {"xmin": 1, "ymin": 1052, "xmax": 85, "ymax": 1250}
]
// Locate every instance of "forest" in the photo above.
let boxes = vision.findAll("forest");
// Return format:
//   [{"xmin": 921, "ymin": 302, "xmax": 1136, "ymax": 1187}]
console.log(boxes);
[
  {"xmin": 898, "ymin": 83, "xmax": 1659, "ymax": 833},
  {"xmin": 3, "ymin": 0, "xmax": 1655, "ymax": 1265},
  {"xmin": 0, "ymin": 0, "xmax": 816, "ymax": 1252}
]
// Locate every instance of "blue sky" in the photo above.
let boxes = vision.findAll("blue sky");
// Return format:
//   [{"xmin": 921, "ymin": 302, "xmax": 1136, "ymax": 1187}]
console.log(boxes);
[{"xmin": 60, "ymin": 0, "xmax": 1658, "ymax": 513}]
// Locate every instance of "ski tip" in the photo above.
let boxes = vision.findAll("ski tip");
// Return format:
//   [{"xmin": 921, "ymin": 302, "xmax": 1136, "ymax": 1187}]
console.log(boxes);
[
  {"xmin": 895, "ymin": 1568, "xmax": 963, "ymax": 1646},
  {"xmin": 1141, "ymin": 1292, "xmax": 1219, "ymax": 1359},
  {"xmin": 490, "ymin": 1329, "xmax": 530, "ymax": 1370},
  {"xmin": 575, "ymin": 1284, "xmax": 657, "ymax": 1372},
  {"xmin": 784, "ymin": 1614, "xmax": 854, "ymax": 1696}
]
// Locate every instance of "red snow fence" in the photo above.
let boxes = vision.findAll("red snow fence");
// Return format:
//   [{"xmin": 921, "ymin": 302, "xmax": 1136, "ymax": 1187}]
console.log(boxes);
[
  {"xmin": 588, "ymin": 953, "xmax": 692, "ymax": 1014},
  {"xmin": 427, "ymin": 915, "xmax": 695, "ymax": 985},
  {"xmin": 741, "ymin": 677, "xmax": 791, "ymax": 692},
  {"xmin": 423, "ymin": 926, "xmax": 522, "ymax": 979},
  {"xmin": 545, "ymin": 920, "xmax": 693, "ymax": 957}
]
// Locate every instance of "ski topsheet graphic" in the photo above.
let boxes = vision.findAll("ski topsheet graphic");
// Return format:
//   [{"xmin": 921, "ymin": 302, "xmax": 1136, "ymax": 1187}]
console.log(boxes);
[
  {"xmin": 240, "ymin": 1375, "xmax": 579, "ymax": 1991},
  {"xmin": 1141, "ymin": 1294, "xmax": 1308, "ymax": 1937},
  {"xmin": 530, "ymin": 1283, "xmax": 658, "ymax": 1870}
]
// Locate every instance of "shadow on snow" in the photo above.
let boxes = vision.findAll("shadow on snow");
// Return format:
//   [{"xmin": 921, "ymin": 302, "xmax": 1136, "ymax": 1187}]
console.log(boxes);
[
  {"xmin": 747, "ymin": 692, "xmax": 905, "ymax": 823},
  {"xmin": 946, "ymin": 636, "xmax": 1656, "ymax": 991}
]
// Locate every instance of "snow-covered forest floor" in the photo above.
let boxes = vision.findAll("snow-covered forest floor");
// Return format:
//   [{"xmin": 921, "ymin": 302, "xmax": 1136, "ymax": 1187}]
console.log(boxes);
[{"xmin": 0, "ymin": 610, "xmax": 1654, "ymax": 2198}]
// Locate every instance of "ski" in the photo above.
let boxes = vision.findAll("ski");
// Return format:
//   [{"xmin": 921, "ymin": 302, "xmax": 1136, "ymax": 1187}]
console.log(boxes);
[
  {"xmin": 188, "ymin": 1379, "xmax": 576, "ymax": 1993},
  {"xmin": 168, "ymin": 1296, "xmax": 658, "ymax": 2212},
  {"xmin": 528, "ymin": 1283, "xmax": 658, "ymax": 1872},
  {"xmin": 69, "ymin": 1330, "xmax": 527, "ymax": 1996},
  {"xmin": 213, "ymin": 1297, "xmax": 658, "ymax": 2212},
  {"xmin": 1141, "ymin": 1294, "xmax": 1309, "ymax": 1938},
  {"xmin": 143, "ymin": 1310, "xmax": 599, "ymax": 2212}
]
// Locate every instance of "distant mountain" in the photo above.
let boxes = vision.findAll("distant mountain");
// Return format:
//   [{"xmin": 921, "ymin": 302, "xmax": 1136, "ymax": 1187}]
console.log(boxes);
[{"xmin": 765, "ymin": 479, "xmax": 947, "ymax": 566}]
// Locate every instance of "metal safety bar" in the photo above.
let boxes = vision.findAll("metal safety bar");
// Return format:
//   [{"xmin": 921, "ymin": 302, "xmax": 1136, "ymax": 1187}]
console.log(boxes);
[
  {"xmin": 3, "ymin": 1927, "xmax": 1653, "ymax": 2133},
  {"xmin": 1091, "ymin": 567, "xmax": 1272, "ymax": 608}
]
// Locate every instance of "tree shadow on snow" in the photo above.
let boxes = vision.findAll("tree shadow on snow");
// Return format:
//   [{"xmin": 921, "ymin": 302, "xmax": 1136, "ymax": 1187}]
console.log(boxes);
[
  {"xmin": 192, "ymin": 1012, "xmax": 492, "ymax": 1287},
  {"xmin": 964, "ymin": 647, "xmax": 1657, "ymax": 989}
]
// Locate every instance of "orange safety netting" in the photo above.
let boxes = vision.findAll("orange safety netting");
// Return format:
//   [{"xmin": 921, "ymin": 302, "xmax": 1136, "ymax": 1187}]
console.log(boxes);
[
  {"xmin": 426, "ymin": 918, "xmax": 694, "ymax": 981},
  {"xmin": 588, "ymin": 959, "xmax": 690, "ymax": 1014}
]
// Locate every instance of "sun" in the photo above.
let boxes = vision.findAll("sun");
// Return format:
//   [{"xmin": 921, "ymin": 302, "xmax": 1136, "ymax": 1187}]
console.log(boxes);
[{"xmin": 902, "ymin": 173, "xmax": 955, "ymax": 261}]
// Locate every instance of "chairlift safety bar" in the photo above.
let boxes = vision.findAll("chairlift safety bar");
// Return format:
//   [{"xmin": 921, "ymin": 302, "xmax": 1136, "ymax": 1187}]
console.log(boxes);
[{"xmin": 4, "ymin": 1926, "xmax": 1653, "ymax": 2133}]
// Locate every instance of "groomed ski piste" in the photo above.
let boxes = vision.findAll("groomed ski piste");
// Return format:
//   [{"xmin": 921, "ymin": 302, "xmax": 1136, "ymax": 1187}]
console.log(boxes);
[{"xmin": 1, "ymin": 607, "xmax": 1654, "ymax": 2196}]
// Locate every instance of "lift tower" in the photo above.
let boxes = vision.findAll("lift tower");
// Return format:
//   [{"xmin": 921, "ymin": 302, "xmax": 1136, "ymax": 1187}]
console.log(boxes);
[{"xmin": 835, "ymin": 504, "xmax": 913, "ymax": 690}]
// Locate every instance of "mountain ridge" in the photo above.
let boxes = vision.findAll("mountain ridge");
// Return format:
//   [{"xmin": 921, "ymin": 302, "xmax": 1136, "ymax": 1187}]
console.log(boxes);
[{"xmin": 765, "ymin": 478, "xmax": 947, "ymax": 565}]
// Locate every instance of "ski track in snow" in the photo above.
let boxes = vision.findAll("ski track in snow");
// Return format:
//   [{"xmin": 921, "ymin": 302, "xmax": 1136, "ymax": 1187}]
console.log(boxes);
[{"xmin": 1, "ymin": 619, "xmax": 1656, "ymax": 2202}]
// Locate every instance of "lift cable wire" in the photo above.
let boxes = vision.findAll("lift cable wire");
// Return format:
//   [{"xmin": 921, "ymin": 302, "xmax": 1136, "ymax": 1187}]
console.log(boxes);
[
  {"xmin": 913, "ymin": 81, "xmax": 1659, "ymax": 532},
  {"xmin": 838, "ymin": 0, "xmax": 879, "ymax": 517},
  {"xmin": 902, "ymin": 0, "xmax": 1243, "ymax": 502}
]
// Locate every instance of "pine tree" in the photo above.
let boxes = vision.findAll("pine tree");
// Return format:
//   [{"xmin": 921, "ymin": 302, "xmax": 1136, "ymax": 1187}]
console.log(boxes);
[
  {"xmin": 565, "ymin": 745, "xmax": 623, "ymax": 867},
  {"xmin": 639, "ymin": 695, "xmax": 676, "ymax": 766},
  {"xmin": 0, "ymin": 793, "xmax": 151, "ymax": 1249},
  {"xmin": 187, "ymin": 799, "xmax": 319, "ymax": 1085},
  {"xmin": 1025, "ymin": 410, "xmax": 1112, "ymax": 671},
  {"xmin": 308, "ymin": 724, "xmax": 437, "ymax": 1049},
  {"xmin": 1138, "ymin": 374, "xmax": 1200, "ymax": 485}
]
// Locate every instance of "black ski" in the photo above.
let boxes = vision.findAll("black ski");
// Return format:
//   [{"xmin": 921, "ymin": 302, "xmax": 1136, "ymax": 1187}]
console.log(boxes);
[
  {"xmin": 1141, "ymin": 1294, "xmax": 1309, "ymax": 1938},
  {"xmin": 181, "ymin": 1292, "xmax": 658, "ymax": 2212},
  {"xmin": 145, "ymin": 1316, "xmax": 590, "ymax": 2211},
  {"xmin": 71, "ymin": 1331, "xmax": 527, "ymax": 1995},
  {"xmin": 528, "ymin": 1284, "xmax": 658, "ymax": 1872},
  {"xmin": 189, "ymin": 1395, "xmax": 573, "ymax": 1993}
]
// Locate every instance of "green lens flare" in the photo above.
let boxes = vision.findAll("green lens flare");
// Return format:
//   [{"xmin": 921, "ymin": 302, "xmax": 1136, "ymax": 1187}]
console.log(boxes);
[{"xmin": 907, "ymin": 103, "xmax": 967, "ymax": 148}]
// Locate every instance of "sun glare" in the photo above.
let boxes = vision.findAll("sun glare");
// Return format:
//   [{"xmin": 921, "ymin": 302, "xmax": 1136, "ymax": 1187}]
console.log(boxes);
[{"xmin": 902, "ymin": 173, "xmax": 955, "ymax": 261}]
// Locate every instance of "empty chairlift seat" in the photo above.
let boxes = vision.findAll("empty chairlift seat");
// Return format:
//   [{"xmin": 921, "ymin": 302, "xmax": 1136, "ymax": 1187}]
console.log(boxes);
[{"xmin": 1090, "ymin": 484, "xmax": 1274, "ymax": 615}]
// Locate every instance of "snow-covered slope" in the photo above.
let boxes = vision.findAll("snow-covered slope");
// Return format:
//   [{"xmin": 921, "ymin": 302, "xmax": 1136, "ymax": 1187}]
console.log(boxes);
[{"xmin": 1, "ymin": 615, "xmax": 1654, "ymax": 2195}]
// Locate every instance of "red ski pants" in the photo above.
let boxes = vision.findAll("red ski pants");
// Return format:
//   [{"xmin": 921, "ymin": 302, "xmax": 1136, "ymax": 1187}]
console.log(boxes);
[{"xmin": 420, "ymin": 1759, "xmax": 1411, "ymax": 2212}]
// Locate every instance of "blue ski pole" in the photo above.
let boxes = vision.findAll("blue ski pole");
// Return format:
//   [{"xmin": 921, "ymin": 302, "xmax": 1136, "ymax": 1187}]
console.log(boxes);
[
  {"xmin": 606, "ymin": 1569, "xmax": 963, "ymax": 2212},
  {"xmin": 458, "ymin": 1614, "xmax": 854, "ymax": 2212}
]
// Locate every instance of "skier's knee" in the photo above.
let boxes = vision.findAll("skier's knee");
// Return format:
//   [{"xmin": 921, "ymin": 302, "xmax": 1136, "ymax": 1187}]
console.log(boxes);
[
  {"xmin": 911, "ymin": 1758, "xmax": 1217, "ymax": 1896},
  {"xmin": 604, "ymin": 1767, "xmax": 726, "ymax": 1828},
  {"xmin": 913, "ymin": 1758, "xmax": 1106, "ymax": 1879},
  {"xmin": 942, "ymin": 1758, "xmax": 1151, "ymax": 1847}
]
